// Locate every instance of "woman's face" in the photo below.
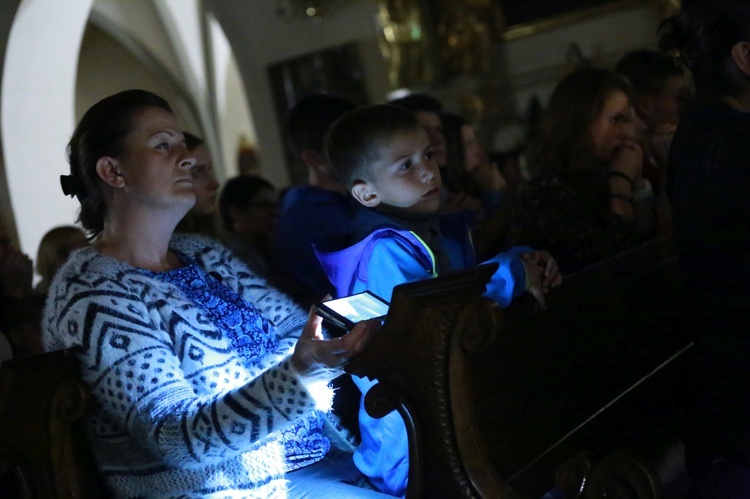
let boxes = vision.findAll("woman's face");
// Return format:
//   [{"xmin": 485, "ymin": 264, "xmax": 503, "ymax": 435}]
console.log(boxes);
[
  {"xmin": 461, "ymin": 124, "xmax": 485, "ymax": 172},
  {"xmin": 589, "ymin": 90, "xmax": 642, "ymax": 162},
  {"xmin": 116, "ymin": 107, "xmax": 196, "ymax": 211},
  {"xmin": 189, "ymin": 144, "xmax": 220, "ymax": 215}
]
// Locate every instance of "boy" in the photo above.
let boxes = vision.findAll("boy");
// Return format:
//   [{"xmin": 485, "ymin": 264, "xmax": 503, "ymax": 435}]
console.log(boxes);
[
  {"xmin": 316, "ymin": 104, "xmax": 561, "ymax": 497},
  {"xmin": 274, "ymin": 93, "xmax": 359, "ymax": 306},
  {"xmin": 616, "ymin": 49, "xmax": 692, "ymax": 235}
]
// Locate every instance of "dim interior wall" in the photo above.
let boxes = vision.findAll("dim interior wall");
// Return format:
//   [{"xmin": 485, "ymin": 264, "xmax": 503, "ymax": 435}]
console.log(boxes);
[
  {"xmin": 76, "ymin": 24, "xmax": 199, "ymax": 136},
  {"xmin": 1, "ymin": 0, "xmax": 93, "ymax": 260},
  {"xmin": 207, "ymin": 0, "xmax": 385, "ymax": 188}
]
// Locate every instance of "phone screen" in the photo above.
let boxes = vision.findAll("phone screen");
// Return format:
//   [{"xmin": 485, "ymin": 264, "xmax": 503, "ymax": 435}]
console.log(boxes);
[
  {"xmin": 316, "ymin": 291, "xmax": 390, "ymax": 331},
  {"xmin": 325, "ymin": 292, "xmax": 389, "ymax": 323}
]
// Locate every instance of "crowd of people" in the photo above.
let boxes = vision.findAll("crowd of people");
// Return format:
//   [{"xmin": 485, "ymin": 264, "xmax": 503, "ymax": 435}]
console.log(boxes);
[{"xmin": 0, "ymin": 0, "xmax": 748, "ymax": 497}]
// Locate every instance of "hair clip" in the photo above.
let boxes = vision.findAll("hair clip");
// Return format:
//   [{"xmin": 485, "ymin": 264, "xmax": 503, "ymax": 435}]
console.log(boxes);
[{"xmin": 60, "ymin": 174, "xmax": 78, "ymax": 197}]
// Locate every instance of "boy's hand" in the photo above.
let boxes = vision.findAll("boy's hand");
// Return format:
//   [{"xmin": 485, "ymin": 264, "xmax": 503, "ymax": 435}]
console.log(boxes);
[
  {"xmin": 523, "ymin": 261, "xmax": 546, "ymax": 308},
  {"xmin": 522, "ymin": 251, "xmax": 562, "ymax": 289},
  {"xmin": 291, "ymin": 306, "xmax": 380, "ymax": 386},
  {"xmin": 522, "ymin": 251, "xmax": 563, "ymax": 309}
]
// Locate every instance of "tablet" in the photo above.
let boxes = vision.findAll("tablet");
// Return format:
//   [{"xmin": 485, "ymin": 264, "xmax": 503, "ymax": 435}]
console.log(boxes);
[{"xmin": 315, "ymin": 291, "xmax": 390, "ymax": 331}]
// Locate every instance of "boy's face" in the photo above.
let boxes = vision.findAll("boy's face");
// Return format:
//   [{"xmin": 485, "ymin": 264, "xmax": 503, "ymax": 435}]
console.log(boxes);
[
  {"xmin": 638, "ymin": 75, "xmax": 689, "ymax": 128},
  {"xmin": 353, "ymin": 128, "xmax": 441, "ymax": 216}
]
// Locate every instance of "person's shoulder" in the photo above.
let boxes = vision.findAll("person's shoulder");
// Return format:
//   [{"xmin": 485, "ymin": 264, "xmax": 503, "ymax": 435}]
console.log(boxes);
[
  {"xmin": 45, "ymin": 247, "xmax": 139, "ymax": 310},
  {"xmin": 281, "ymin": 184, "xmax": 352, "ymax": 213},
  {"xmin": 683, "ymin": 101, "xmax": 750, "ymax": 134},
  {"xmin": 52, "ymin": 246, "xmax": 114, "ymax": 281}
]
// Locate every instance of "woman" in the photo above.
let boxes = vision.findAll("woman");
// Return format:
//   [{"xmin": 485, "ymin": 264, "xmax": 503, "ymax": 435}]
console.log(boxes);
[
  {"xmin": 174, "ymin": 132, "xmax": 220, "ymax": 238},
  {"xmin": 507, "ymin": 67, "xmax": 653, "ymax": 274},
  {"xmin": 45, "ymin": 89, "xmax": 387, "ymax": 498},
  {"xmin": 440, "ymin": 112, "xmax": 512, "ymax": 260},
  {"xmin": 661, "ymin": 2, "xmax": 750, "ymax": 495}
]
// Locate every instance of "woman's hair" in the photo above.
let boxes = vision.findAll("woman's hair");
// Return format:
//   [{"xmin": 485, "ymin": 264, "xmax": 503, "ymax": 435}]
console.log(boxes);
[
  {"xmin": 660, "ymin": 0, "xmax": 750, "ymax": 98},
  {"xmin": 440, "ymin": 113, "xmax": 467, "ymax": 182},
  {"xmin": 440, "ymin": 112, "xmax": 481, "ymax": 197},
  {"xmin": 219, "ymin": 175, "xmax": 276, "ymax": 231},
  {"xmin": 65, "ymin": 89, "xmax": 173, "ymax": 238},
  {"xmin": 538, "ymin": 67, "xmax": 633, "ymax": 176},
  {"xmin": 36, "ymin": 225, "xmax": 86, "ymax": 281}
]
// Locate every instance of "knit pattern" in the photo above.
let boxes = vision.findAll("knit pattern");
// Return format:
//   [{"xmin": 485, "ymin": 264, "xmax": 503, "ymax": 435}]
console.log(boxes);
[{"xmin": 42, "ymin": 235, "xmax": 342, "ymax": 498}]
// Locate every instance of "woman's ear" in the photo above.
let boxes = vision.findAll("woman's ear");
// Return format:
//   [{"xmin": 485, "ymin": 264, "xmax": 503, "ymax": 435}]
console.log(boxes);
[
  {"xmin": 731, "ymin": 41, "xmax": 750, "ymax": 78},
  {"xmin": 351, "ymin": 181, "xmax": 379, "ymax": 208},
  {"xmin": 95, "ymin": 157, "xmax": 125, "ymax": 188}
]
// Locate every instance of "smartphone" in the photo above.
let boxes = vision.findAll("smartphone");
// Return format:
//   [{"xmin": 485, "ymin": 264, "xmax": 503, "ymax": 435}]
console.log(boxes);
[{"xmin": 315, "ymin": 291, "xmax": 390, "ymax": 332}]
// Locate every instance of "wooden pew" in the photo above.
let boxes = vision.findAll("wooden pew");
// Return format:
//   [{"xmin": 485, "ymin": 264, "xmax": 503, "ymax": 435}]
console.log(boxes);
[
  {"xmin": 0, "ymin": 235, "xmax": 689, "ymax": 498},
  {"xmin": 345, "ymin": 235, "xmax": 692, "ymax": 498},
  {"xmin": 0, "ymin": 348, "xmax": 104, "ymax": 498}
]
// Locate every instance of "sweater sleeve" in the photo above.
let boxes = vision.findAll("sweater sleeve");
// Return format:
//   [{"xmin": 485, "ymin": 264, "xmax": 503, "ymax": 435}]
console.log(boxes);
[{"xmin": 43, "ymin": 265, "xmax": 320, "ymax": 469}]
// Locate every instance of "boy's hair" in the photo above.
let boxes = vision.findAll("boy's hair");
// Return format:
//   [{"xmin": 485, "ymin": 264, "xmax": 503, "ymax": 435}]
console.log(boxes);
[
  {"xmin": 285, "ymin": 93, "xmax": 357, "ymax": 155},
  {"xmin": 325, "ymin": 104, "xmax": 423, "ymax": 189},
  {"xmin": 615, "ymin": 49, "xmax": 683, "ymax": 97}
]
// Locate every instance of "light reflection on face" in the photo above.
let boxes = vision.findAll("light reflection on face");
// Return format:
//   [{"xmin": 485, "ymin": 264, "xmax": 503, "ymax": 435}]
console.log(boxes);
[
  {"xmin": 589, "ymin": 90, "xmax": 641, "ymax": 162},
  {"xmin": 364, "ymin": 128, "xmax": 442, "ymax": 216}
]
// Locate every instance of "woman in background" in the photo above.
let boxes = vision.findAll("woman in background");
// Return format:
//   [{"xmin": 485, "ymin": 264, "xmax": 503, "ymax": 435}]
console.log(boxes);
[
  {"xmin": 441, "ymin": 112, "xmax": 513, "ymax": 259},
  {"xmin": 507, "ymin": 67, "xmax": 654, "ymax": 274}
]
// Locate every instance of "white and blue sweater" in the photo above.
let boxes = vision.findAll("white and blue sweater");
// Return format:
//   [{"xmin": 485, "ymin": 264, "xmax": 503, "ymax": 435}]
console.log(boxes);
[{"xmin": 42, "ymin": 235, "xmax": 351, "ymax": 498}]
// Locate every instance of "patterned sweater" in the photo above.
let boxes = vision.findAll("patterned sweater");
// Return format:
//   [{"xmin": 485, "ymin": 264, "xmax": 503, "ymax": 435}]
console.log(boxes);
[{"xmin": 42, "ymin": 235, "xmax": 351, "ymax": 498}]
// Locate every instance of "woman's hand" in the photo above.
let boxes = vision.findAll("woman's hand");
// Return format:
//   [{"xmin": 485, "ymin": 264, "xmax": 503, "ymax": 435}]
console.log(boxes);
[
  {"xmin": 469, "ymin": 160, "xmax": 508, "ymax": 193},
  {"xmin": 291, "ymin": 307, "xmax": 380, "ymax": 386},
  {"xmin": 609, "ymin": 140, "xmax": 643, "ymax": 181}
]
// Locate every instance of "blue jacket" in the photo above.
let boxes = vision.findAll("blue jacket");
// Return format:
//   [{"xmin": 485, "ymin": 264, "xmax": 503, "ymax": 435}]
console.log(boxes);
[{"xmin": 316, "ymin": 207, "xmax": 530, "ymax": 497}]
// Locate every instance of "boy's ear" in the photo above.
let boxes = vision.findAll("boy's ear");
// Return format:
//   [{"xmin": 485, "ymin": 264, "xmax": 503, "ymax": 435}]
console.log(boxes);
[
  {"xmin": 95, "ymin": 157, "xmax": 125, "ymax": 188},
  {"xmin": 351, "ymin": 180, "xmax": 379, "ymax": 208}
]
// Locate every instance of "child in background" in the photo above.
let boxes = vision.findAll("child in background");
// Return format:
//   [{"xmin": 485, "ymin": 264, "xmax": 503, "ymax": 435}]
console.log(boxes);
[
  {"xmin": 175, "ymin": 132, "xmax": 221, "ymax": 238},
  {"xmin": 316, "ymin": 104, "xmax": 562, "ymax": 497},
  {"xmin": 34, "ymin": 225, "xmax": 88, "ymax": 296}
]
